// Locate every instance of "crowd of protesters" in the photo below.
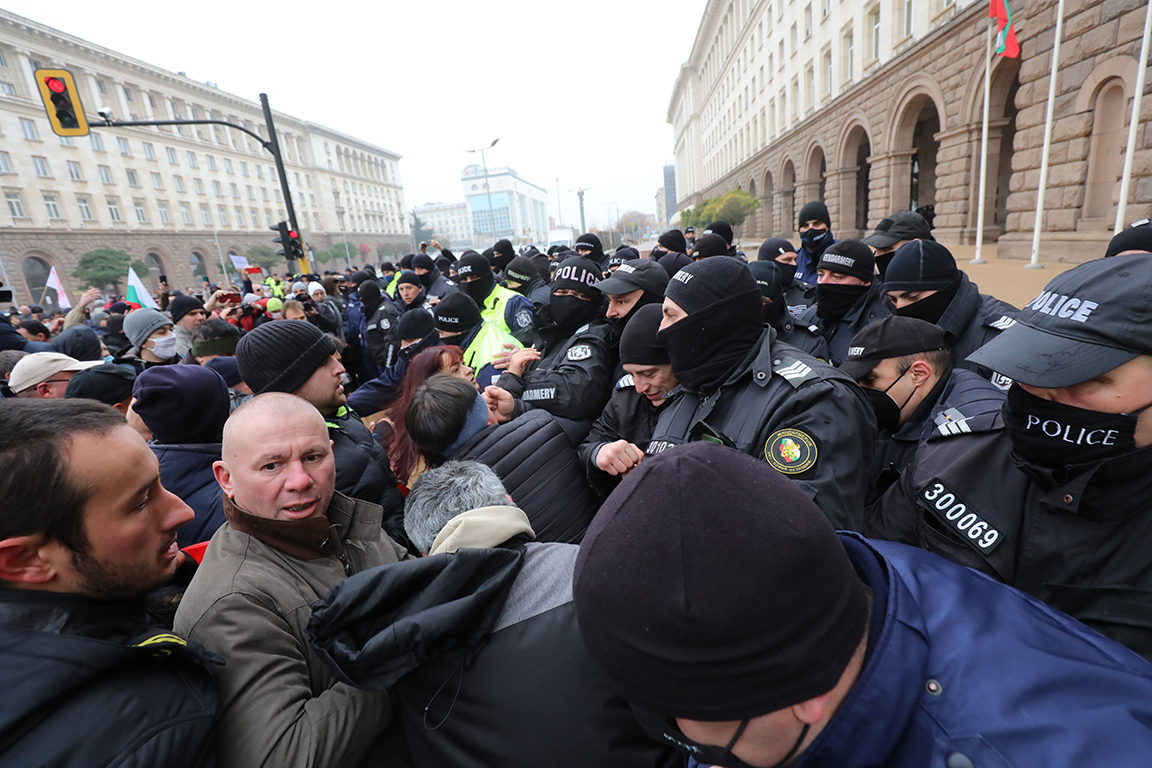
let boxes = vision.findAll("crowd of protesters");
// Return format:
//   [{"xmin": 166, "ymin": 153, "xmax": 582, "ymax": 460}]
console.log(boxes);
[{"xmin": 4, "ymin": 212, "xmax": 1152, "ymax": 768}]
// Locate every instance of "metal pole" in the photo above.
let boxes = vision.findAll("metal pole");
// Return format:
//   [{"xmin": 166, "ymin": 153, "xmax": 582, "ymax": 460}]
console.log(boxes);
[
  {"xmin": 210, "ymin": 214, "xmax": 227, "ymax": 284},
  {"xmin": 336, "ymin": 206, "xmax": 351, "ymax": 270},
  {"xmin": 556, "ymin": 177, "xmax": 563, "ymax": 226},
  {"xmin": 972, "ymin": 19, "xmax": 995, "ymax": 265},
  {"xmin": 1027, "ymin": 0, "xmax": 1065, "ymax": 270},
  {"xmin": 481, "ymin": 148, "xmax": 496, "ymax": 245},
  {"xmin": 578, "ymin": 189, "xmax": 587, "ymax": 232},
  {"xmin": 259, "ymin": 94, "xmax": 299, "ymax": 237},
  {"xmin": 1115, "ymin": 0, "xmax": 1152, "ymax": 234}
]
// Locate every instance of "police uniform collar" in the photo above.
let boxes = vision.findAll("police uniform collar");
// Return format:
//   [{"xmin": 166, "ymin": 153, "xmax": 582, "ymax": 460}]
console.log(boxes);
[{"xmin": 932, "ymin": 273, "xmax": 979, "ymax": 339}]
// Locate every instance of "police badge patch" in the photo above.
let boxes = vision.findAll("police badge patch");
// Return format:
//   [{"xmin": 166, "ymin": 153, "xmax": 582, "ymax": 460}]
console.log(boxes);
[
  {"xmin": 567, "ymin": 344, "xmax": 593, "ymax": 361},
  {"xmin": 516, "ymin": 309, "xmax": 532, "ymax": 328},
  {"xmin": 764, "ymin": 428, "xmax": 818, "ymax": 474},
  {"xmin": 381, "ymin": 319, "xmax": 391, "ymax": 330}
]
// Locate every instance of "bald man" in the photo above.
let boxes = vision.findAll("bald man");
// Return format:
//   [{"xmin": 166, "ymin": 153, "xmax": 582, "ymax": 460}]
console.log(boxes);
[{"xmin": 174, "ymin": 393, "xmax": 411, "ymax": 768}]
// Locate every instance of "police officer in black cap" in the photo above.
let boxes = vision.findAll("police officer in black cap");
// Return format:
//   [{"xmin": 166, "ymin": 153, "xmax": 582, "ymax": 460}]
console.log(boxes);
[
  {"xmin": 862, "ymin": 209, "xmax": 934, "ymax": 279},
  {"xmin": 646, "ymin": 257, "xmax": 875, "ymax": 530},
  {"xmin": 883, "ymin": 240, "xmax": 1018, "ymax": 387},
  {"xmin": 841, "ymin": 316, "xmax": 1005, "ymax": 502},
  {"xmin": 690, "ymin": 233, "xmax": 729, "ymax": 261},
  {"xmin": 796, "ymin": 239, "xmax": 890, "ymax": 365},
  {"xmin": 594, "ymin": 259, "xmax": 669, "ymax": 371},
  {"xmin": 757, "ymin": 237, "xmax": 813, "ymax": 316},
  {"xmin": 868, "ymin": 253, "xmax": 1152, "ymax": 661},
  {"xmin": 703, "ymin": 221, "xmax": 747, "ymax": 262},
  {"xmin": 794, "ymin": 201, "xmax": 836, "ymax": 285},
  {"xmin": 488, "ymin": 255, "xmax": 616, "ymax": 425},
  {"xmin": 747, "ymin": 261, "xmax": 828, "ymax": 360},
  {"xmin": 503, "ymin": 256, "xmax": 551, "ymax": 309}
]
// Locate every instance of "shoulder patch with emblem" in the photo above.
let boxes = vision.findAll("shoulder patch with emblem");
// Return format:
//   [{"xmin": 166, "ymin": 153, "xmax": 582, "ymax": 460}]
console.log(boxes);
[
  {"xmin": 616, "ymin": 373, "xmax": 635, "ymax": 390},
  {"xmin": 988, "ymin": 315, "xmax": 1016, "ymax": 331},
  {"xmin": 764, "ymin": 428, "xmax": 818, "ymax": 474},
  {"xmin": 772, "ymin": 356, "xmax": 819, "ymax": 388},
  {"xmin": 380, "ymin": 319, "xmax": 391, "ymax": 330},
  {"xmin": 567, "ymin": 344, "xmax": 593, "ymax": 361},
  {"xmin": 515, "ymin": 309, "xmax": 533, "ymax": 328}
]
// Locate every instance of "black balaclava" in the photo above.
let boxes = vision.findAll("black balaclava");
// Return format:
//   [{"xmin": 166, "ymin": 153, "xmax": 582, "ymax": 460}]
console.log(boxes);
[
  {"xmin": 747, "ymin": 261, "xmax": 790, "ymax": 329},
  {"xmin": 550, "ymin": 256, "xmax": 604, "ymax": 331},
  {"xmin": 885, "ymin": 240, "xmax": 963, "ymax": 324},
  {"xmin": 456, "ymin": 252, "xmax": 496, "ymax": 307},
  {"xmin": 704, "ymin": 221, "xmax": 734, "ymax": 246},
  {"xmin": 894, "ymin": 276, "xmax": 963, "ymax": 324},
  {"xmin": 357, "ymin": 280, "xmax": 383, "ymax": 318},
  {"xmin": 757, "ymin": 238, "xmax": 799, "ymax": 287},
  {"xmin": 492, "ymin": 239, "xmax": 516, "ymax": 272},
  {"xmin": 575, "ymin": 233, "xmax": 605, "ymax": 265},
  {"xmin": 399, "ymin": 253, "xmax": 416, "ymax": 271},
  {"xmin": 798, "ymin": 201, "xmax": 833, "ymax": 254},
  {"xmin": 412, "ymin": 254, "xmax": 439, "ymax": 290},
  {"xmin": 814, "ymin": 240, "xmax": 874, "ymax": 321}
]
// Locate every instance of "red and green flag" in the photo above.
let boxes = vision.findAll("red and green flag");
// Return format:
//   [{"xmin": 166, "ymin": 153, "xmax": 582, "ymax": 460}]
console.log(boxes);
[{"xmin": 990, "ymin": 0, "xmax": 1020, "ymax": 58}]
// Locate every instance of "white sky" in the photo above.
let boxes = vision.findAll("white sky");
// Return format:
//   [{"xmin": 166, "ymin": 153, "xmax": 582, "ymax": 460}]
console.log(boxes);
[{"xmin": 9, "ymin": 0, "xmax": 706, "ymax": 231}]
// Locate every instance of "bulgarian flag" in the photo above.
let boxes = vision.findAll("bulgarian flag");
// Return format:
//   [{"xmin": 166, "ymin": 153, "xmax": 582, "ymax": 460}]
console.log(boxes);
[
  {"xmin": 126, "ymin": 266, "xmax": 159, "ymax": 309},
  {"xmin": 990, "ymin": 0, "xmax": 1020, "ymax": 57}
]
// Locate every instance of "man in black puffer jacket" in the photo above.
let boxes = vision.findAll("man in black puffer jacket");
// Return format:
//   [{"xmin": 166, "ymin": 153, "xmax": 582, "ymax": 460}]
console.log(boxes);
[
  {"xmin": 237, "ymin": 320, "xmax": 409, "ymax": 549},
  {"xmin": 307, "ymin": 461, "xmax": 680, "ymax": 768}
]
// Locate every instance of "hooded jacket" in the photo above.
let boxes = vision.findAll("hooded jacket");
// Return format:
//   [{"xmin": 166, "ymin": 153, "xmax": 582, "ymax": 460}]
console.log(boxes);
[
  {"xmin": 307, "ymin": 506, "xmax": 680, "ymax": 768},
  {"xmin": 0, "ymin": 589, "xmax": 220, "ymax": 767},
  {"xmin": 152, "ymin": 442, "xmax": 226, "ymax": 548}
]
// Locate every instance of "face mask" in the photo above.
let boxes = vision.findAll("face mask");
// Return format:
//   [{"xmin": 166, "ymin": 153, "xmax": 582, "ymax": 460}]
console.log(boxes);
[
  {"xmin": 862, "ymin": 365, "xmax": 914, "ymax": 433},
  {"xmin": 439, "ymin": 332, "xmax": 466, "ymax": 348},
  {"xmin": 800, "ymin": 227, "xmax": 829, "ymax": 251},
  {"xmin": 815, "ymin": 283, "xmax": 870, "ymax": 320},
  {"xmin": 893, "ymin": 277, "xmax": 962, "ymax": 324},
  {"xmin": 549, "ymin": 294, "xmax": 599, "ymax": 330},
  {"xmin": 775, "ymin": 261, "xmax": 798, "ymax": 287},
  {"xmin": 462, "ymin": 272, "xmax": 495, "ymax": 306},
  {"xmin": 148, "ymin": 334, "xmax": 178, "ymax": 359},
  {"xmin": 418, "ymin": 269, "xmax": 436, "ymax": 289},
  {"xmin": 1002, "ymin": 383, "xmax": 1147, "ymax": 469},
  {"xmin": 762, "ymin": 295, "xmax": 787, "ymax": 329}
]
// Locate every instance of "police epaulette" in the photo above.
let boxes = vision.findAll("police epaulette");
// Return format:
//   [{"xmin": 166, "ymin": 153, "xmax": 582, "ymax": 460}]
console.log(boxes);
[
  {"xmin": 925, "ymin": 410, "xmax": 1000, "ymax": 440},
  {"xmin": 616, "ymin": 373, "xmax": 635, "ymax": 390},
  {"xmin": 772, "ymin": 355, "xmax": 819, "ymax": 388}
]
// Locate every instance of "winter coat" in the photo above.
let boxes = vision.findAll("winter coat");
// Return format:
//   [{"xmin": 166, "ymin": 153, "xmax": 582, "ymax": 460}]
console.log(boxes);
[
  {"xmin": 328, "ymin": 406, "xmax": 408, "ymax": 549},
  {"xmin": 0, "ymin": 320, "xmax": 53, "ymax": 352},
  {"xmin": 449, "ymin": 409, "xmax": 601, "ymax": 544},
  {"xmin": 364, "ymin": 301, "xmax": 402, "ymax": 370},
  {"xmin": 307, "ymin": 506, "xmax": 681, "ymax": 768},
  {"xmin": 797, "ymin": 280, "xmax": 892, "ymax": 365},
  {"xmin": 417, "ymin": 266, "xmax": 458, "ymax": 302},
  {"xmin": 174, "ymin": 492, "xmax": 411, "ymax": 768},
  {"xmin": 0, "ymin": 589, "xmax": 220, "ymax": 767},
  {"xmin": 346, "ymin": 333, "xmax": 443, "ymax": 417},
  {"xmin": 935, "ymin": 274, "xmax": 1019, "ymax": 387},
  {"xmin": 152, "ymin": 443, "xmax": 226, "ymax": 548},
  {"xmin": 577, "ymin": 374, "xmax": 666, "ymax": 499}
]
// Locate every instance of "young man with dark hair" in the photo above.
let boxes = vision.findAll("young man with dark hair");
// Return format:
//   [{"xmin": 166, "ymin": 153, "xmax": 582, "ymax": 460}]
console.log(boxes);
[{"xmin": 0, "ymin": 399, "xmax": 219, "ymax": 766}]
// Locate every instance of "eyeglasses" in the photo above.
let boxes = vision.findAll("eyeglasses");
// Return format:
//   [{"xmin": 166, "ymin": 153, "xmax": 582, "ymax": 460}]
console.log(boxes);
[{"xmin": 631, "ymin": 705, "xmax": 810, "ymax": 768}]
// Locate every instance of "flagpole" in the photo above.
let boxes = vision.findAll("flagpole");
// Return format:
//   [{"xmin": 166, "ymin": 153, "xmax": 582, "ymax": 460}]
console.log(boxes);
[
  {"xmin": 972, "ymin": 18, "xmax": 995, "ymax": 265},
  {"xmin": 1115, "ymin": 0, "xmax": 1152, "ymax": 234},
  {"xmin": 1028, "ymin": 0, "xmax": 1066, "ymax": 269}
]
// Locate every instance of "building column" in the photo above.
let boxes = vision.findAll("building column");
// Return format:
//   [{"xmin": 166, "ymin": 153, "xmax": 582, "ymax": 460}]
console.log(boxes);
[
  {"xmin": 870, "ymin": 149, "xmax": 917, "ymax": 225},
  {"xmin": 932, "ymin": 125, "xmax": 978, "ymax": 243},
  {"xmin": 826, "ymin": 166, "xmax": 861, "ymax": 239}
]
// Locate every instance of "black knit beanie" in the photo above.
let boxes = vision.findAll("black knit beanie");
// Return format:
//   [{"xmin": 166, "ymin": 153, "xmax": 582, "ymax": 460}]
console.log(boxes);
[
  {"xmin": 798, "ymin": 201, "xmax": 831, "ymax": 228},
  {"xmin": 433, "ymin": 292, "xmax": 482, "ymax": 333},
  {"xmin": 552, "ymin": 256, "xmax": 603, "ymax": 297},
  {"xmin": 396, "ymin": 270, "xmax": 422, "ymax": 288},
  {"xmin": 399, "ymin": 254, "xmax": 415, "ymax": 270},
  {"xmin": 505, "ymin": 256, "xmax": 540, "ymax": 285},
  {"xmin": 817, "ymin": 239, "xmax": 876, "ymax": 282},
  {"xmin": 704, "ymin": 221, "xmax": 734, "ymax": 245},
  {"xmin": 757, "ymin": 237, "xmax": 797, "ymax": 261},
  {"xmin": 572, "ymin": 442, "xmax": 869, "ymax": 721},
  {"xmin": 575, "ymin": 233, "xmax": 605, "ymax": 263},
  {"xmin": 882, "ymin": 239, "xmax": 960, "ymax": 292},
  {"xmin": 691, "ymin": 233, "xmax": 729, "ymax": 260},
  {"xmin": 658, "ymin": 229, "xmax": 688, "ymax": 254},
  {"xmin": 664, "ymin": 256, "xmax": 756, "ymax": 315},
  {"xmin": 169, "ymin": 294, "xmax": 205, "ymax": 323},
  {"xmin": 236, "ymin": 319, "xmax": 337, "ymax": 395},
  {"xmin": 398, "ymin": 310, "xmax": 435, "ymax": 340},
  {"xmin": 132, "ymin": 365, "xmax": 230, "ymax": 444},
  {"xmin": 619, "ymin": 304, "xmax": 669, "ymax": 366},
  {"xmin": 493, "ymin": 239, "xmax": 516, "ymax": 270},
  {"xmin": 412, "ymin": 254, "xmax": 436, "ymax": 273},
  {"xmin": 350, "ymin": 269, "xmax": 374, "ymax": 286}
]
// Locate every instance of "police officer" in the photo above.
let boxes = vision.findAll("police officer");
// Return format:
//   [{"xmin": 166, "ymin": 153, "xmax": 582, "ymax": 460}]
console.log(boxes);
[
  {"xmin": 840, "ymin": 316, "xmax": 1005, "ymax": 502},
  {"xmin": 689, "ymin": 233, "xmax": 728, "ymax": 262},
  {"xmin": 454, "ymin": 251, "xmax": 536, "ymax": 345},
  {"xmin": 503, "ymin": 256, "xmax": 550, "ymax": 309},
  {"xmin": 433, "ymin": 292, "xmax": 521, "ymax": 389},
  {"xmin": 593, "ymin": 259, "xmax": 669, "ymax": 364},
  {"xmin": 747, "ymin": 260, "xmax": 828, "ymax": 360},
  {"xmin": 702, "ymin": 221, "xmax": 747, "ymax": 262},
  {"xmin": 647, "ymin": 257, "xmax": 876, "ymax": 530},
  {"xmin": 883, "ymin": 240, "xmax": 1018, "ymax": 387},
  {"xmin": 868, "ymin": 253, "xmax": 1152, "ymax": 661},
  {"xmin": 359, "ymin": 279, "xmax": 401, "ymax": 371},
  {"xmin": 757, "ymin": 237, "xmax": 813, "ymax": 316},
  {"xmin": 797, "ymin": 239, "xmax": 890, "ymax": 365},
  {"xmin": 577, "ymin": 304, "xmax": 676, "ymax": 498},
  {"xmin": 490, "ymin": 255, "xmax": 616, "ymax": 425},
  {"xmin": 862, "ymin": 209, "xmax": 934, "ymax": 279},
  {"xmin": 411, "ymin": 253, "xmax": 458, "ymax": 303},
  {"xmin": 794, "ymin": 201, "xmax": 836, "ymax": 285}
]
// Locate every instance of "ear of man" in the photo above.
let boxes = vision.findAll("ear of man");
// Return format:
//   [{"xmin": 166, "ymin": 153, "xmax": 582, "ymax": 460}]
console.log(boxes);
[{"xmin": 0, "ymin": 535, "xmax": 64, "ymax": 586}]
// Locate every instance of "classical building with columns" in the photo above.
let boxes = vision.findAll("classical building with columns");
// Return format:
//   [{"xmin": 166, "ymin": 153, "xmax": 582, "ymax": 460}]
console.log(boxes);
[
  {"xmin": 669, "ymin": 0, "xmax": 1151, "ymax": 263},
  {"xmin": 0, "ymin": 9, "xmax": 408, "ymax": 307}
]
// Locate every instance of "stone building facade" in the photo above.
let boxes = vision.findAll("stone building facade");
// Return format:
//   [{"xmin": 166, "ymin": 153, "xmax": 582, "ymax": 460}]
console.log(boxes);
[
  {"xmin": 0, "ymin": 9, "xmax": 409, "ymax": 307},
  {"xmin": 669, "ymin": 0, "xmax": 1151, "ymax": 263}
]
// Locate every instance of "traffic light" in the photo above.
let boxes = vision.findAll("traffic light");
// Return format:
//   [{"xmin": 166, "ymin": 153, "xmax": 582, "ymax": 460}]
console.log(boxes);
[
  {"xmin": 287, "ymin": 229, "xmax": 305, "ymax": 262},
  {"xmin": 271, "ymin": 221, "xmax": 293, "ymax": 262},
  {"xmin": 34, "ymin": 69, "xmax": 89, "ymax": 137}
]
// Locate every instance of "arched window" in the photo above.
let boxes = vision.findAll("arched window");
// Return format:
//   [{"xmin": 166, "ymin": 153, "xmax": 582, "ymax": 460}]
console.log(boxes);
[
  {"xmin": 190, "ymin": 251, "xmax": 209, "ymax": 281},
  {"xmin": 21, "ymin": 256, "xmax": 53, "ymax": 308},
  {"xmin": 144, "ymin": 252, "xmax": 165, "ymax": 292},
  {"xmin": 1084, "ymin": 79, "xmax": 1126, "ymax": 222}
]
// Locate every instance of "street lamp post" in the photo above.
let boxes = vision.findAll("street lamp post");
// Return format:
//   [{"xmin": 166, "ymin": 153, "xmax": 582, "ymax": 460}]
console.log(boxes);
[
  {"xmin": 466, "ymin": 139, "xmax": 499, "ymax": 246},
  {"xmin": 334, "ymin": 194, "xmax": 352, "ymax": 271}
]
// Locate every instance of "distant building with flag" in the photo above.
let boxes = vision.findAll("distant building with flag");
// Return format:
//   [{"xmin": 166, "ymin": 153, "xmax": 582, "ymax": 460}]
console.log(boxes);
[{"xmin": 669, "ymin": 0, "xmax": 1151, "ymax": 263}]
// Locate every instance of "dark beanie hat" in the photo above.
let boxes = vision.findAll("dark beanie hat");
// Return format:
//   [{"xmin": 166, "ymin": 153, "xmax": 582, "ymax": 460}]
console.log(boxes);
[
  {"xmin": 396, "ymin": 270, "xmax": 422, "ymax": 288},
  {"xmin": 204, "ymin": 355, "xmax": 243, "ymax": 387},
  {"xmin": 665, "ymin": 256, "xmax": 757, "ymax": 315},
  {"xmin": 572, "ymin": 442, "xmax": 869, "ymax": 721},
  {"xmin": 817, "ymin": 239, "xmax": 876, "ymax": 282},
  {"xmin": 169, "ymin": 294, "xmax": 206, "ymax": 323},
  {"xmin": 236, "ymin": 319, "xmax": 337, "ymax": 395},
  {"xmin": 704, "ymin": 220, "xmax": 734, "ymax": 245},
  {"xmin": 691, "ymin": 233, "xmax": 728, "ymax": 260},
  {"xmin": 882, "ymin": 239, "xmax": 960, "ymax": 292},
  {"xmin": 798, "ymin": 201, "xmax": 831, "ymax": 228},
  {"xmin": 505, "ymin": 256, "xmax": 540, "ymax": 285},
  {"xmin": 481, "ymin": 247, "xmax": 497, "ymax": 266},
  {"xmin": 757, "ymin": 237, "xmax": 797, "ymax": 261},
  {"xmin": 493, "ymin": 239, "xmax": 515, "ymax": 260},
  {"xmin": 1105, "ymin": 222, "xmax": 1152, "ymax": 258},
  {"xmin": 350, "ymin": 270, "xmax": 373, "ymax": 286},
  {"xmin": 398, "ymin": 309, "xmax": 436, "ymax": 340},
  {"xmin": 435, "ymin": 255, "xmax": 452, "ymax": 273},
  {"xmin": 52, "ymin": 325, "xmax": 103, "ymax": 361},
  {"xmin": 412, "ymin": 254, "xmax": 436, "ymax": 272},
  {"xmin": 455, "ymin": 251, "xmax": 492, "ymax": 280},
  {"xmin": 747, "ymin": 260, "xmax": 787, "ymax": 302},
  {"xmin": 380, "ymin": 262, "xmax": 396, "ymax": 273},
  {"xmin": 132, "ymin": 366, "xmax": 230, "ymax": 444},
  {"xmin": 619, "ymin": 304, "xmax": 669, "ymax": 366},
  {"xmin": 575, "ymin": 233, "xmax": 605, "ymax": 262},
  {"xmin": 64, "ymin": 362, "xmax": 136, "ymax": 405},
  {"xmin": 552, "ymin": 256, "xmax": 604, "ymax": 297},
  {"xmin": 433, "ymin": 292, "xmax": 482, "ymax": 333},
  {"xmin": 108, "ymin": 301, "xmax": 130, "ymax": 315},
  {"xmin": 658, "ymin": 229, "xmax": 688, "ymax": 254},
  {"xmin": 399, "ymin": 254, "xmax": 415, "ymax": 270},
  {"xmin": 656, "ymin": 251, "xmax": 693, "ymax": 280}
]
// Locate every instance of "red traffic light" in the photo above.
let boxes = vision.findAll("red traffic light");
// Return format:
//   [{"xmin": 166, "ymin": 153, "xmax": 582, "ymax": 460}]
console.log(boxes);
[
  {"xmin": 289, "ymin": 230, "xmax": 298, "ymax": 239},
  {"xmin": 45, "ymin": 77, "xmax": 66, "ymax": 94}
]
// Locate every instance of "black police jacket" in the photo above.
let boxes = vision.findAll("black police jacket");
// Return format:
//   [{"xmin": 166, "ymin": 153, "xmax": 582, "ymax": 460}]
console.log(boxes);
[
  {"xmin": 646, "ymin": 328, "xmax": 876, "ymax": 531},
  {"xmin": 777, "ymin": 314, "xmax": 830, "ymax": 361},
  {"xmin": 784, "ymin": 279, "xmax": 815, "ymax": 318},
  {"xmin": 497, "ymin": 316, "xmax": 616, "ymax": 423},
  {"xmin": 327, "ymin": 406, "xmax": 408, "ymax": 550},
  {"xmin": 937, "ymin": 274, "xmax": 1019, "ymax": 387},
  {"xmin": 449, "ymin": 409, "xmax": 601, "ymax": 544},
  {"xmin": 362, "ymin": 302, "xmax": 400, "ymax": 370},
  {"xmin": 797, "ymin": 281, "xmax": 892, "ymax": 365},
  {"xmin": 867, "ymin": 414, "xmax": 1152, "ymax": 661},
  {"xmin": 0, "ymin": 590, "xmax": 220, "ymax": 767},
  {"xmin": 577, "ymin": 374, "xmax": 666, "ymax": 498}
]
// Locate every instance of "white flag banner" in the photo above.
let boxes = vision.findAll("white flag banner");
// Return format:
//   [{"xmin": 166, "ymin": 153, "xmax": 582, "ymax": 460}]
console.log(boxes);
[
  {"xmin": 126, "ymin": 266, "xmax": 159, "ymax": 309},
  {"xmin": 229, "ymin": 254, "xmax": 250, "ymax": 270},
  {"xmin": 45, "ymin": 266, "xmax": 71, "ymax": 309}
]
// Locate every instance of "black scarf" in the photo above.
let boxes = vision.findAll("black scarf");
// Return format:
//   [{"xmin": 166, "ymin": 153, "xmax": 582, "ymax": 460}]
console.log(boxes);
[
  {"xmin": 549, "ymin": 294, "xmax": 601, "ymax": 334},
  {"xmin": 462, "ymin": 272, "xmax": 496, "ymax": 307},
  {"xmin": 815, "ymin": 283, "xmax": 870, "ymax": 321},
  {"xmin": 657, "ymin": 289, "xmax": 764, "ymax": 394},
  {"xmin": 894, "ymin": 276, "xmax": 962, "ymax": 324}
]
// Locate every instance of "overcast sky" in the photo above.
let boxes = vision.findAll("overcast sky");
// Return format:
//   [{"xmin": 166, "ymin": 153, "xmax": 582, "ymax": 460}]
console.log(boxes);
[{"xmin": 10, "ymin": 0, "xmax": 705, "ymax": 230}]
